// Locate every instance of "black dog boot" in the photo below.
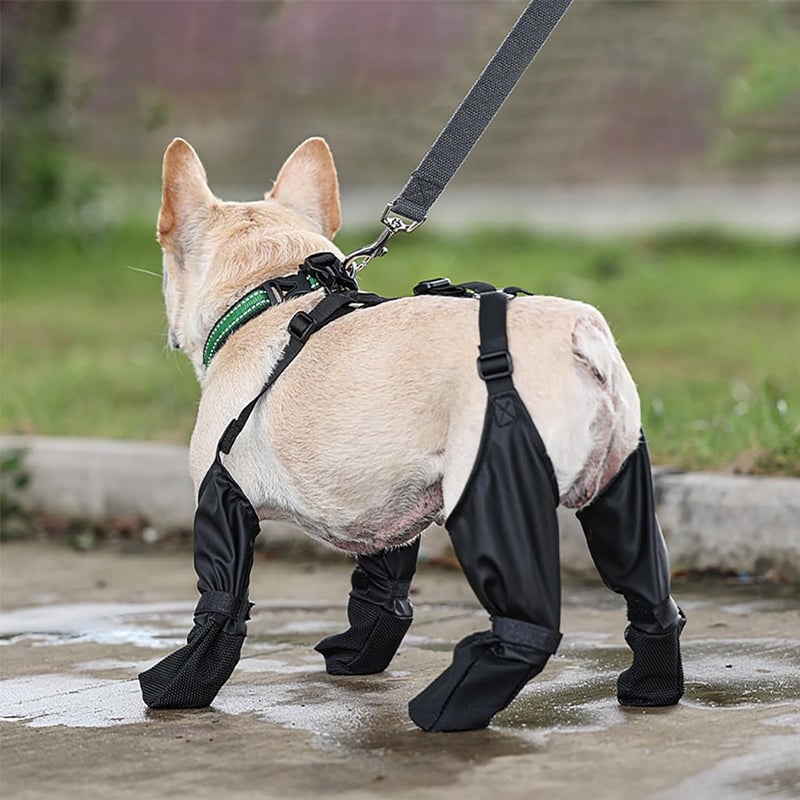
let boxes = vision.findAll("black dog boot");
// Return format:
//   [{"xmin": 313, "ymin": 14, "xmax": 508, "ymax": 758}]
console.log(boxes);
[
  {"xmin": 139, "ymin": 599, "xmax": 249, "ymax": 709},
  {"xmin": 408, "ymin": 618, "xmax": 561, "ymax": 732},
  {"xmin": 315, "ymin": 541, "xmax": 419, "ymax": 675},
  {"xmin": 617, "ymin": 598, "xmax": 686, "ymax": 707}
]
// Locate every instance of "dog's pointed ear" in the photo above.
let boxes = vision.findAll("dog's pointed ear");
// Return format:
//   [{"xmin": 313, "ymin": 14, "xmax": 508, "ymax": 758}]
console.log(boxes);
[
  {"xmin": 268, "ymin": 137, "xmax": 341, "ymax": 239},
  {"xmin": 158, "ymin": 138, "xmax": 214, "ymax": 246}
]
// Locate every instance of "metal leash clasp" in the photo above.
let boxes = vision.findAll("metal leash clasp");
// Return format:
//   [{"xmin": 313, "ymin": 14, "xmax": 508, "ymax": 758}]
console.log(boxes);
[{"xmin": 342, "ymin": 204, "xmax": 425, "ymax": 274}]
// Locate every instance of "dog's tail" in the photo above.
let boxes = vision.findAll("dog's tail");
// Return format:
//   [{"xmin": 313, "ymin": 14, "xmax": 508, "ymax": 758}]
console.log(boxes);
[
  {"xmin": 560, "ymin": 307, "xmax": 640, "ymax": 508},
  {"xmin": 570, "ymin": 309, "xmax": 619, "ymax": 394}
]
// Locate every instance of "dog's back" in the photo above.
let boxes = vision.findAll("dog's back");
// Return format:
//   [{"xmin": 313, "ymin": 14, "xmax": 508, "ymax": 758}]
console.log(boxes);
[{"xmin": 196, "ymin": 291, "xmax": 641, "ymax": 538}]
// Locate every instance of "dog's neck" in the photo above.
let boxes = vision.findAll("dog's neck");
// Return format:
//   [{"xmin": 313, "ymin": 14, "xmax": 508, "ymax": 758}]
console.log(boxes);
[
  {"xmin": 186, "ymin": 232, "xmax": 343, "ymax": 376},
  {"xmin": 203, "ymin": 269, "xmax": 328, "ymax": 369}
]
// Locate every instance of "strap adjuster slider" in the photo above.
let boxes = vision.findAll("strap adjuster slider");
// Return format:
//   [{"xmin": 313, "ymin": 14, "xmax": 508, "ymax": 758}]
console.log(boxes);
[
  {"xmin": 288, "ymin": 311, "xmax": 316, "ymax": 342},
  {"xmin": 477, "ymin": 350, "xmax": 513, "ymax": 380}
]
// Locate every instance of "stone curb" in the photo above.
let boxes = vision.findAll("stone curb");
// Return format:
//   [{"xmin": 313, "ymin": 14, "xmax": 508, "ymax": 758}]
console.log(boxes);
[{"xmin": 2, "ymin": 435, "xmax": 798, "ymax": 578}]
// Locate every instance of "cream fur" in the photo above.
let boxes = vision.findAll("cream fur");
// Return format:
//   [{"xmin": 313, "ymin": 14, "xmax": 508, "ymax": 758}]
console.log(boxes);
[{"xmin": 159, "ymin": 136, "xmax": 641, "ymax": 554}]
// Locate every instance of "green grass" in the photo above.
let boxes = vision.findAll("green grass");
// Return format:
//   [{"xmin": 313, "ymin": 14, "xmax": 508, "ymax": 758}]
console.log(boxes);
[
  {"xmin": 1, "ymin": 223, "xmax": 200, "ymax": 442},
  {"xmin": 1, "ymin": 222, "xmax": 799, "ymax": 474}
]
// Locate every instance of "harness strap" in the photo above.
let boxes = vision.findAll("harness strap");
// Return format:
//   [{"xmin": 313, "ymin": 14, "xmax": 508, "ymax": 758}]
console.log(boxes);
[
  {"xmin": 217, "ymin": 290, "xmax": 387, "ymax": 455},
  {"xmin": 413, "ymin": 278, "xmax": 497, "ymax": 297},
  {"xmin": 203, "ymin": 252, "xmax": 360, "ymax": 369},
  {"xmin": 413, "ymin": 277, "xmax": 532, "ymax": 299},
  {"xmin": 477, "ymin": 291, "xmax": 514, "ymax": 394}
]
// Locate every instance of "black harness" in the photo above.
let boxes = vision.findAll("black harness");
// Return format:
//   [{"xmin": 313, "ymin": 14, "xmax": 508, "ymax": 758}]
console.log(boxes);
[
  {"xmin": 202, "ymin": 252, "xmax": 359, "ymax": 368},
  {"xmin": 140, "ymin": 251, "xmax": 682, "ymax": 730},
  {"xmin": 140, "ymin": 252, "xmax": 542, "ymax": 708}
]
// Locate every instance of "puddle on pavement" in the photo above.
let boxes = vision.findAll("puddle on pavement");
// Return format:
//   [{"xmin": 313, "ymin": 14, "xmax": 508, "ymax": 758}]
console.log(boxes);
[
  {"xmin": 661, "ymin": 712, "xmax": 800, "ymax": 800},
  {"xmin": 482, "ymin": 634, "xmax": 800, "ymax": 745},
  {"xmin": 2, "ymin": 597, "xmax": 799, "ymax": 763},
  {"xmin": 0, "ymin": 601, "xmax": 363, "ymax": 651},
  {"xmin": 0, "ymin": 602, "xmax": 193, "ymax": 649},
  {"xmin": 683, "ymin": 638, "xmax": 800, "ymax": 709},
  {"xmin": 720, "ymin": 598, "xmax": 800, "ymax": 615}
]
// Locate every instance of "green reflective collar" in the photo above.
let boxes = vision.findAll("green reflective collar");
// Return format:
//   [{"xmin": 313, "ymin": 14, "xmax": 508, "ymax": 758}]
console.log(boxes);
[{"xmin": 203, "ymin": 272, "xmax": 320, "ymax": 368}]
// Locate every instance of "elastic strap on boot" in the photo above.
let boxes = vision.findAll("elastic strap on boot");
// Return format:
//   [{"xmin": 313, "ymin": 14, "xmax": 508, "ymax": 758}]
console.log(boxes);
[
  {"xmin": 492, "ymin": 616, "xmax": 562, "ymax": 654},
  {"xmin": 626, "ymin": 595, "xmax": 681, "ymax": 634},
  {"xmin": 193, "ymin": 591, "xmax": 254, "ymax": 636}
]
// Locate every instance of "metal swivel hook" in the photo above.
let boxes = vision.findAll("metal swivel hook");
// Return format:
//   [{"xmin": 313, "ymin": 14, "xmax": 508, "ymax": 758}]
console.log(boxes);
[{"xmin": 342, "ymin": 204, "xmax": 425, "ymax": 273}]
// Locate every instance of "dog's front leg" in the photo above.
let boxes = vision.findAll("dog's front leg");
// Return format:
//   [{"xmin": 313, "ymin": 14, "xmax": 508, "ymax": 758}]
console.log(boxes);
[
  {"xmin": 315, "ymin": 539, "xmax": 420, "ymax": 675},
  {"xmin": 139, "ymin": 457, "xmax": 259, "ymax": 708}
]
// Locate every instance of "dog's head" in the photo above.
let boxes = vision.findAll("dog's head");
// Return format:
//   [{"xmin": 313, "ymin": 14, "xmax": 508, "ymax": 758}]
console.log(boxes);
[{"xmin": 158, "ymin": 137, "xmax": 342, "ymax": 375}]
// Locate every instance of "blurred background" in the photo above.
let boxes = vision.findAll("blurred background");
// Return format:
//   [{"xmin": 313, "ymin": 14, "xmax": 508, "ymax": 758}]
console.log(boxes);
[{"xmin": 2, "ymin": 0, "xmax": 799, "ymax": 475}]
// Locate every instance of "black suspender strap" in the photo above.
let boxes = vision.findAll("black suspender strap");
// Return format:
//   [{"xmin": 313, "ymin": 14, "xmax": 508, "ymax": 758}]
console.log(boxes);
[
  {"xmin": 412, "ymin": 280, "xmax": 518, "ymax": 394},
  {"xmin": 477, "ymin": 291, "xmax": 514, "ymax": 395},
  {"xmin": 217, "ymin": 290, "xmax": 386, "ymax": 455}
]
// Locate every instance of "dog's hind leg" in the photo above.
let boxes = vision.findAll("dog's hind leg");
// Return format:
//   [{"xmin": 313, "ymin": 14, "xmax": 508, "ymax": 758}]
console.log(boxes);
[
  {"xmin": 409, "ymin": 291, "xmax": 562, "ymax": 732},
  {"xmin": 576, "ymin": 432, "xmax": 686, "ymax": 707},
  {"xmin": 315, "ymin": 539, "xmax": 420, "ymax": 674}
]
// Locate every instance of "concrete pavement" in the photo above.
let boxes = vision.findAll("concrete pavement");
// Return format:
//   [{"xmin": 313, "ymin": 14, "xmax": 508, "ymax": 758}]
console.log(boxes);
[
  {"xmin": 2, "ymin": 434, "xmax": 799, "ymax": 579},
  {"xmin": 1, "ymin": 541, "xmax": 799, "ymax": 800}
]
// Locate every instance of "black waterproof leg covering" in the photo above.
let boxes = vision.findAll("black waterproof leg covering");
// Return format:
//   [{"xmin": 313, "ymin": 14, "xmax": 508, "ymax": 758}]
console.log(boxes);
[
  {"xmin": 410, "ymin": 301, "xmax": 563, "ymax": 732},
  {"xmin": 139, "ymin": 457, "xmax": 259, "ymax": 708},
  {"xmin": 576, "ymin": 434, "xmax": 685, "ymax": 707},
  {"xmin": 315, "ymin": 539, "xmax": 420, "ymax": 675}
]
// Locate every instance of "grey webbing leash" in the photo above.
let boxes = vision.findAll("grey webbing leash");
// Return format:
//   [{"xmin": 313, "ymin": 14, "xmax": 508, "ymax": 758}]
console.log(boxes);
[{"xmin": 343, "ymin": 0, "xmax": 573, "ymax": 273}]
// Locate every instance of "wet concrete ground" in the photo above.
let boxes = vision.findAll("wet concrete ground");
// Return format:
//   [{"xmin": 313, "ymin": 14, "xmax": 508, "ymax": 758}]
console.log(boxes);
[{"xmin": 1, "ymin": 541, "xmax": 799, "ymax": 800}]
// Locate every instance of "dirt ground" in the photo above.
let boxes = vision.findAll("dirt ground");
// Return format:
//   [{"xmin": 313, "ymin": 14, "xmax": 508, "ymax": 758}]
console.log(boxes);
[{"xmin": 1, "ymin": 541, "xmax": 799, "ymax": 800}]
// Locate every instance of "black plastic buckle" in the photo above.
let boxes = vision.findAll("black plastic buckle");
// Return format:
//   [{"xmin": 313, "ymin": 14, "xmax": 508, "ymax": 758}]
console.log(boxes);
[
  {"xmin": 262, "ymin": 275, "xmax": 307, "ymax": 305},
  {"xmin": 477, "ymin": 350, "xmax": 513, "ymax": 381},
  {"xmin": 413, "ymin": 277, "xmax": 453, "ymax": 296},
  {"xmin": 262, "ymin": 280, "xmax": 281, "ymax": 306},
  {"xmin": 300, "ymin": 252, "xmax": 358, "ymax": 293},
  {"xmin": 304, "ymin": 252, "xmax": 339, "ymax": 269},
  {"xmin": 288, "ymin": 311, "xmax": 316, "ymax": 342}
]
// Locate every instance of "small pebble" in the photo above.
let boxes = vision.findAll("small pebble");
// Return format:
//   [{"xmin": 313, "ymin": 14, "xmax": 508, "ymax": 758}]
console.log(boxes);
[{"xmin": 142, "ymin": 526, "xmax": 160, "ymax": 544}]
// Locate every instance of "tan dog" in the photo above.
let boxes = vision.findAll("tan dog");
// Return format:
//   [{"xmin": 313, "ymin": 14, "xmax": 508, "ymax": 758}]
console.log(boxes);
[{"xmin": 159, "ymin": 136, "xmax": 641, "ymax": 553}]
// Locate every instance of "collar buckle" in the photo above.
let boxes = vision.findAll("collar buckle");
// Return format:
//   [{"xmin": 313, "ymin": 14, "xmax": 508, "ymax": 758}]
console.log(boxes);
[{"xmin": 262, "ymin": 274, "xmax": 314, "ymax": 306}]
